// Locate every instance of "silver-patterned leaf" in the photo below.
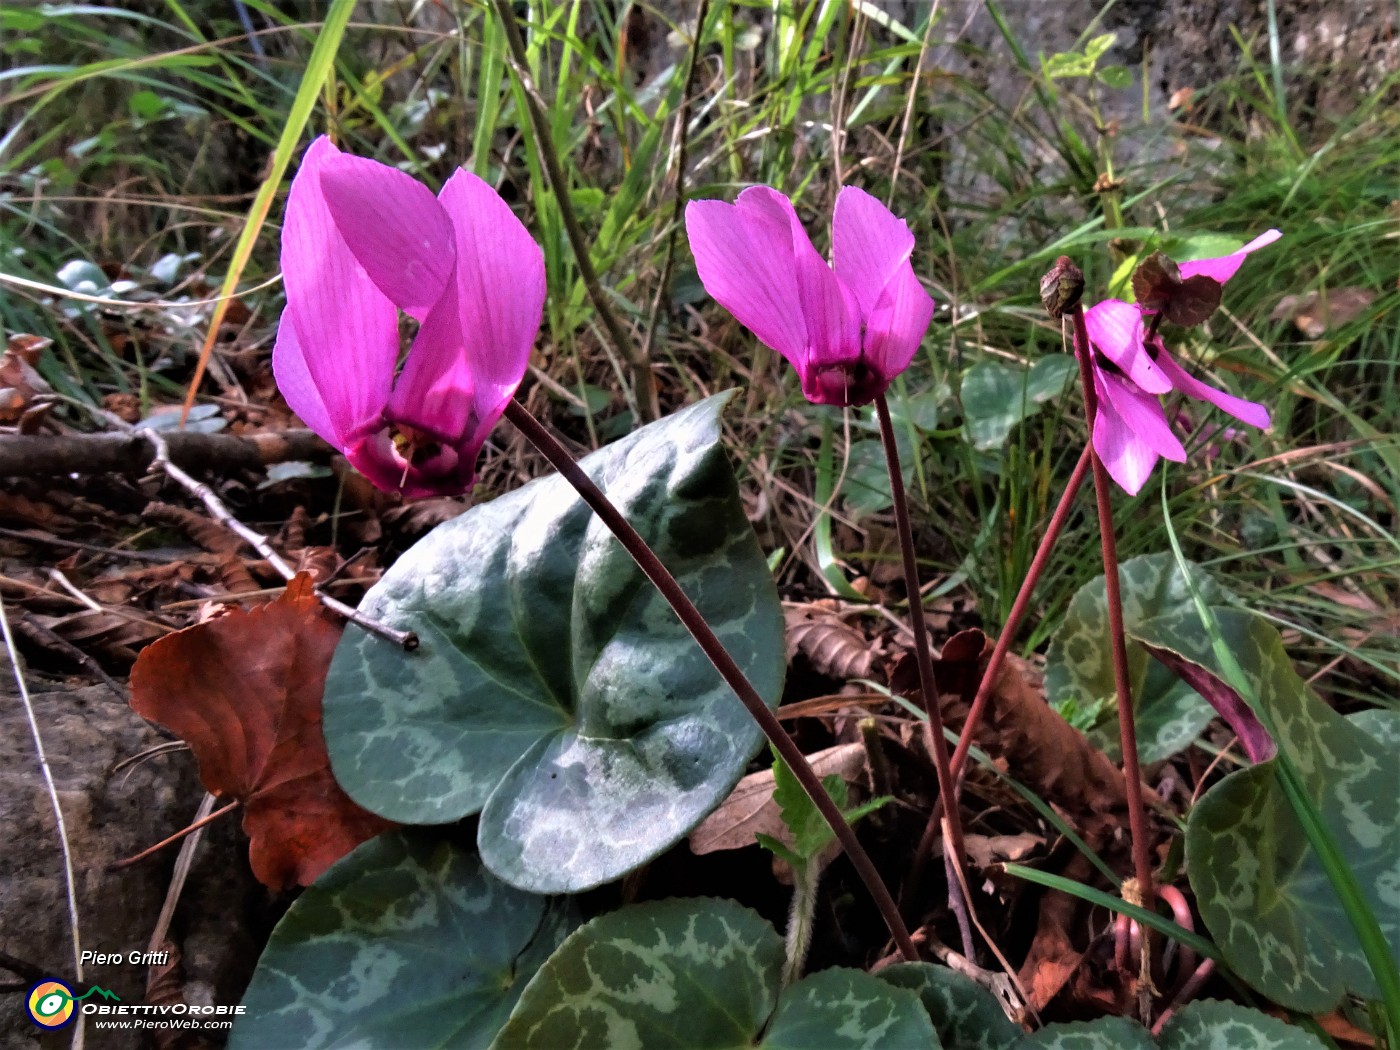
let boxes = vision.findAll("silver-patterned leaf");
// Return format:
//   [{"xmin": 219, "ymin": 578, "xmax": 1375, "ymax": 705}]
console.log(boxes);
[
  {"xmin": 490, "ymin": 897, "xmax": 783, "ymax": 1049},
  {"xmin": 1045, "ymin": 552, "xmax": 1226, "ymax": 762},
  {"xmin": 1156, "ymin": 1000, "xmax": 1326, "ymax": 1049},
  {"xmin": 491, "ymin": 898, "xmax": 935, "ymax": 1049},
  {"xmin": 1013, "ymin": 1017, "xmax": 1155, "ymax": 1050},
  {"xmin": 323, "ymin": 393, "xmax": 785, "ymax": 892},
  {"xmin": 759, "ymin": 967, "xmax": 936, "ymax": 1048},
  {"xmin": 1136, "ymin": 610, "xmax": 1400, "ymax": 1010},
  {"xmin": 230, "ymin": 830, "xmax": 579, "ymax": 1050},
  {"xmin": 877, "ymin": 962, "xmax": 1019, "ymax": 1049}
]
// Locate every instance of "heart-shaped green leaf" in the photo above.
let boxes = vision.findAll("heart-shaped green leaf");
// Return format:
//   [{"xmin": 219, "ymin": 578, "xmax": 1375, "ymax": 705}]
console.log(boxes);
[
  {"xmin": 1156, "ymin": 999, "xmax": 1326, "ymax": 1049},
  {"xmin": 323, "ymin": 394, "xmax": 785, "ymax": 892},
  {"xmin": 877, "ymin": 962, "xmax": 1021, "ymax": 1049},
  {"xmin": 490, "ymin": 897, "xmax": 934, "ymax": 1049},
  {"xmin": 1045, "ymin": 553, "xmax": 1229, "ymax": 762},
  {"xmin": 759, "ymin": 967, "xmax": 936, "ymax": 1048},
  {"xmin": 1012, "ymin": 1004, "xmax": 1324, "ymax": 1050},
  {"xmin": 961, "ymin": 356, "xmax": 1077, "ymax": 451},
  {"xmin": 1135, "ymin": 610, "xmax": 1400, "ymax": 1010},
  {"xmin": 230, "ymin": 830, "xmax": 579, "ymax": 1050},
  {"xmin": 1014, "ymin": 1017, "xmax": 1155, "ymax": 1049}
]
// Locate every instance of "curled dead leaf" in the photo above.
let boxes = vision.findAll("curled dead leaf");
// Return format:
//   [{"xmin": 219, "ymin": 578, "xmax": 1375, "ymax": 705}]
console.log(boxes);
[{"xmin": 784, "ymin": 602, "xmax": 875, "ymax": 680}]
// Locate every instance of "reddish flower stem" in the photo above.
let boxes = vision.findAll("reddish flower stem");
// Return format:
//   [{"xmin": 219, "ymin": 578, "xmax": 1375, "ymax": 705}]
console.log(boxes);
[
  {"xmin": 873, "ymin": 395, "xmax": 973, "ymax": 945},
  {"xmin": 949, "ymin": 444, "xmax": 1093, "ymax": 782},
  {"xmin": 1068, "ymin": 304, "xmax": 1156, "ymax": 932},
  {"xmin": 903, "ymin": 443, "xmax": 1092, "ymax": 906},
  {"xmin": 504, "ymin": 399, "xmax": 919, "ymax": 962}
]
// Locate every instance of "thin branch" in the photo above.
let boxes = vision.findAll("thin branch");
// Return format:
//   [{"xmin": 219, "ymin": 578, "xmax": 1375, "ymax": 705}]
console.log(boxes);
[
  {"xmin": 492, "ymin": 0, "xmax": 658, "ymax": 421},
  {"xmin": 0, "ymin": 428, "xmax": 331, "ymax": 477},
  {"xmin": 140, "ymin": 429, "xmax": 417, "ymax": 650},
  {"xmin": 110, "ymin": 798, "xmax": 238, "ymax": 870},
  {"xmin": 505, "ymin": 398, "xmax": 918, "ymax": 962}
]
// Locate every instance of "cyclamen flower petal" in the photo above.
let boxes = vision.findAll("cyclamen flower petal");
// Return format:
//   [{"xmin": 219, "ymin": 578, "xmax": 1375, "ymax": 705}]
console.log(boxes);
[
  {"xmin": 1176, "ymin": 229, "xmax": 1281, "ymax": 285},
  {"xmin": 1093, "ymin": 371, "xmax": 1172, "ymax": 496},
  {"xmin": 1083, "ymin": 300, "xmax": 1172, "ymax": 394},
  {"xmin": 1084, "ymin": 298, "xmax": 1271, "ymax": 496},
  {"xmin": 274, "ymin": 137, "xmax": 399, "ymax": 449},
  {"xmin": 685, "ymin": 184, "xmax": 933, "ymax": 407},
  {"xmin": 273, "ymin": 136, "xmax": 543, "ymax": 499}
]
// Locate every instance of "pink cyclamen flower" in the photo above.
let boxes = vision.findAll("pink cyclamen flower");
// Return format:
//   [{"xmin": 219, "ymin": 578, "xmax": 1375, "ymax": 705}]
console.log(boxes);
[
  {"xmin": 1084, "ymin": 299, "xmax": 1272, "ymax": 494},
  {"xmin": 273, "ymin": 136, "xmax": 544, "ymax": 498},
  {"xmin": 684, "ymin": 185, "xmax": 933, "ymax": 406},
  {"xmin": 1080, "ymin": 230, "xmax": 1280, "ymax": 494}
]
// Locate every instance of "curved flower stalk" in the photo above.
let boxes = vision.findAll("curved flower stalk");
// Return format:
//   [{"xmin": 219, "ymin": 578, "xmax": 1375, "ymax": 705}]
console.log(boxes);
[
  {"xmin": 684, "ymin": 186, "xmax": 933, "ymax": 406},
  {"xmin": 273, "ymin": 136, "xmax": 545, "ymax": 498},
  {"xmin": 1081, "ymin": 230, "xmax": 1280, "ymax": 494}
]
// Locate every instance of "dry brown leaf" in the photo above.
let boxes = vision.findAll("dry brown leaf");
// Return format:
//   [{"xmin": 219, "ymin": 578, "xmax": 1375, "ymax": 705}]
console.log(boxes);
[
  {"xmin": 1017, "ymin": 855, "xmax": 1091, "ymax": 1013},
  {"xmin": 216, "ymin": 556, "xmax": 261, "ymax": 595},
  {"xmin": 784, "ymin": 602, "xmax": 875, "ymax": 680},
  {"xmin": 689, "ymin": 743, "xmax": 868, "ymax": 856},
  {"xmin": 293, "ymin": 545, "xmax": 339, "ymax": 583},
  {"xmin": 1271, "ymin": 287, "xmax": 1376, "ymax": 338},
  {"xmin": 963, "ymin": 832, "xmax": 1043, "ymax": 869},
  {"xmin": 903, "ymin": 629, "xmax": 1129, "ymax": 831},
  {"xmin": 143, "ymin": 942, "xmax": 208, "ymax": 1050},
  {"xmin": 129, "ymin": 574, "xmax": 396, "ymax": 889}
]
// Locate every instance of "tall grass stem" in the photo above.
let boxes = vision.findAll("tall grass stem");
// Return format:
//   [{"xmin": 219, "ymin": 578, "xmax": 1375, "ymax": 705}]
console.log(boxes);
[{"xmin": 492, "ymin": 0, "xmax": 659, "ymax": 421}]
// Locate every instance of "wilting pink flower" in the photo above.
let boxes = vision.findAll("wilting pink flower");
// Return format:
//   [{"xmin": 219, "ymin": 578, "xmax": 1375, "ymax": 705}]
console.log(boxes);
[
  {"xmin": 685, "ymin": 186, "xmax": 933, "ymax": 406},
  {"xmin": 1084, "ymin": 299, "xmax": 1271, "ymax": 493},
  {"xmin": 273, "ymin": 136, "xmax": 544, "ymax": 498}
]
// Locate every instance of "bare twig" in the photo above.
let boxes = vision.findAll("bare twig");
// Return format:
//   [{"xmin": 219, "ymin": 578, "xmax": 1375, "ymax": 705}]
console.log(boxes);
[
  {"xmin": 140, "ymin": 429, "xmax": 417, "ymax": 650},
  {"xmin": 145, "ymin": 793, "xmax": 219, "ymax": 993},
  {"xmin": 111, "ymin": 798, "xmax": 238, "ymax": 871},
  {"xmin": 0, "ymin": 428, "xmax": 331, "ymax": 477},
  {"xmin": 0, "ymin": 591, "xmax": 86, "ymax": 1048},
  {"xmin": 12, "ymin": 614, "xmax": 127, "ymax": 702}
]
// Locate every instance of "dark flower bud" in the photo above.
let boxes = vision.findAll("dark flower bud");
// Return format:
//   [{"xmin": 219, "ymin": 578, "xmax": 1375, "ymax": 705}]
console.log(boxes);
[{"xmin": 1040, "ymin": 256, "xmax": 1085, "ymax": 319}]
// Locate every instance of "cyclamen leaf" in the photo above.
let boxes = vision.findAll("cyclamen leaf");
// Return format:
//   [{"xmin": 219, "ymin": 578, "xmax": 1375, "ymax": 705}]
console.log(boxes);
[
  {"xmin": 323, "ymin": 393, "xmax": 785, "ymax": 893},
  {"xmin": 1011, "ymin": 1006, "xmax": 1325, "ymax": 1049},
  {"xmin": 1134, "ymin": 609, "xmax": 1400, "ymax": 1010},
  {"xmin": 129, "ymin": 574, "xmax": 395, "ymax": 889},
  {"xmin": 1046, "ymin": 552, "xmax": 1231, "ymax": 763},
  {"xmin": 231, "ymin": 830, "xmax": 579, "ymax": 1050},
  {"xmin": 877, "ymin": 963, "xmax": 1021, "ymax": 1050},
  {"xmin": 490, "ymin": 898, "xmax": 935, "ymax": 1049},
  {"xmin": 1156, "ymin": 999, "xmax": 1326, "ymax": 1049},
  {"xmin": 1015, "ymin": 1017, "xmax": 1155, "ymax": 1049},
  {"xmin": 1133, "ymin": 634, "xmax": 1275, "ymax": 762}
]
